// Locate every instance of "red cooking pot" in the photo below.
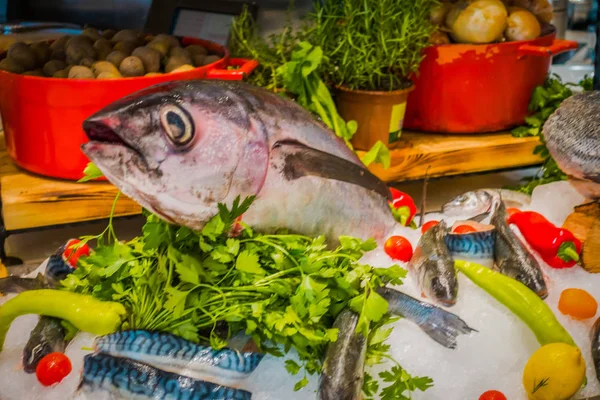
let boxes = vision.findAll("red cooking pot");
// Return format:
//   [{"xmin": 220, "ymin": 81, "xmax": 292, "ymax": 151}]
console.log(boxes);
[
  {"xmin": 0, "ymin": 37, "xmax": 258, "ymax": 180},
  {"xmin": 404, "ymin": 25, "xmax": 578, "ymax": 134}
]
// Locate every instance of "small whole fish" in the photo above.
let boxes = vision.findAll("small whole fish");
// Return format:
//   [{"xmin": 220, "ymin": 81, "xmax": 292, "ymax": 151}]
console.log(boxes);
[
  {"xmin": 408, "ymin": 220, "xmax": 458, "ymax": 307},
  {"xmin": 75, "ymin": 352, "xmax": 251, "ymax": 400},
  {"xmin": 22, "ymin": 316, "xmax": 68, "ymax": 373},
  {"xmin": 490, "ymin": 198, "xmax": 547, "ymax": 299},
  {"xmin": 442, "ymin": 189, "xmax": 531, "ymax": 218},
  {"xmin": 445, "ymin": 221, "xmax": 496, "ymax": 269},
  {"xmin": 94, "ymin": 330, "xmax": 264, "ymax": 384},
  {"xmin": 592, "ymin": 316, "xmax": 600, "ymax": 382},
  {"xmin": 0, "ymin": 273, "xmax": 50, "ymax": 294},
  {"xmin": 376, "ymin": 287, "xmax": 476, "ymax": 349},
  {"xmin": 318, "ymin": 309, "xmax": 366, "ymax": 400},
  {"xmin": 543, "ymin": 91, "xmax": 600, "ymax": 199},
  {"xmin": 81, "ymin": 80, "xmax": 396, "ymax": 246}
]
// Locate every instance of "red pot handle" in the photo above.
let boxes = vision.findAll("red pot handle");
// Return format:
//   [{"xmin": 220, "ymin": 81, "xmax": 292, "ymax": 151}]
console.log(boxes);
[
  {"xmin": 205, "ymin": 58, "xmax": 259, "ymax": 80},
  {"xmin": 518, "ymin": 39, "xmax": 579, "ymax": 58}
]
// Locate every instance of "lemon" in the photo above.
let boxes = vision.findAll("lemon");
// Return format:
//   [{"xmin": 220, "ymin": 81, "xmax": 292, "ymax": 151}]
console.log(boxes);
[{"xmin": 523, "ymin": 343, "xmax": 586, "ymax": 400}]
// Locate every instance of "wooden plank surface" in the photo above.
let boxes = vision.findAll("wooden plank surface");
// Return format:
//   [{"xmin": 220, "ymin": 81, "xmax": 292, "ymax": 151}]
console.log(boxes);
[
  {"xmin": 358, "ymin": 131, "xmax": 543, "ymax": 182},
  {"xmin": 0, "ymin": 131, "xmax": 542, "ymax": 232}
]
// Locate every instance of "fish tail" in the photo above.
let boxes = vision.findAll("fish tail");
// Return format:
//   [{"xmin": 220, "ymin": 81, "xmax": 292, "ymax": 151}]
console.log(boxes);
[{"xmin": 420, "ymin": 308, "xmax": 477, "ymax": 349}]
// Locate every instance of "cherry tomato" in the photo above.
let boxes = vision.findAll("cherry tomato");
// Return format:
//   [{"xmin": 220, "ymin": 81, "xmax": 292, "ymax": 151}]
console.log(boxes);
[
  {"xmin": 62, "ymin": 239, "xmax": 90, "ymax": 268},
  {"xmin": 421, "ymin": 220, "xmax": 439, "ymax": 234},
  {"xmin": 36, "ymin": 352, "xmax": 72, "ymax": 386},
  {"xmin": 389, "ymin": 189, "xmax": 417, "ymax": 224},
  {"xmin": 558, "ymin": 288, "xmax": 598, "ymax": 320},
  {"xmin": 479, "ymin": 390, "xmax": 507, "ymax": 400},
  {"xmin": 384, "ymin": 236, "xmax": 413, "ymax": 262},
  {"xmin": 506, "ymin": 207, "xmax": 520, "ymax": 216},
  {"xmin": 453, "ymin": 225, "xmax": 477, "ymax": 234}
]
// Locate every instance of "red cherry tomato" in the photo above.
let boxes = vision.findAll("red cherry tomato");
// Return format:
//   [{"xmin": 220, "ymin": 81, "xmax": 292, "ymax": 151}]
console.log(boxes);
[
  {"xmin": 63, "ymin": 239, "xmax": 90, "ymax": 268},
  {"xmin": 389, "ymin": 189, "xmax": 417, "ymax": 224},
  {"xmin": 479, "ymin": 390, "xmax": 507, "ymax": 400},
  {"xmin": 453, "ymin": 225, "xmax": 477, "ymax": 234},
  {"xmin": 506, "ymin": 207, "xmax": 520, "ymax": 216},
  {"xmin": 421, "ymin": 220, "xmax": 439, "ymax": 234},
  {"xmin": 384, "ymin": 236, "xmax": 413, "ymax": 262},
  {"xmin": 36, "ymin": 352, "xmax": 72, "ymax": 387}
]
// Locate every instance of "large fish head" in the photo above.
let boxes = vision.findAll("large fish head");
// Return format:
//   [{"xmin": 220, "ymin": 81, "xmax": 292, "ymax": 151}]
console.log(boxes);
[
  {"xmin": 81, "ymin": 81, "xmax": 269, "ymax": 230},
  {"xmin": 442, "ymin": 190, "xmax": 493, "ymax": 218}
]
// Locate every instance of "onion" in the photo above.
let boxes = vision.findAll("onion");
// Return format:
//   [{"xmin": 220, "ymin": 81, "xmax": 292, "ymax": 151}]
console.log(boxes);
[
  {"xmin": 505, "ymin": 7, "xmax": 542, "ymax": 41},
  {"xmin": 511, "ymin": 0, "xmax": 553, "ymax": 23},
  {"xmin": 446, "ymin": 0, "xmax": 508, "ymax": 44},
  {"xmin": 430, "ymin": 3, "xmax": 453, "ymax": 26}
]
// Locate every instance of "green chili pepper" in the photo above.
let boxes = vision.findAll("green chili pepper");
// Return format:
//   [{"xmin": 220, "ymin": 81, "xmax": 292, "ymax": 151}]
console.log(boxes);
[
  {"xmin": 0, "ymin": 289, "xmax": 127, "ymax": 350},
  {"xmin": 454, "ymin": 260, "xmax": 575, "ymax": 347}
]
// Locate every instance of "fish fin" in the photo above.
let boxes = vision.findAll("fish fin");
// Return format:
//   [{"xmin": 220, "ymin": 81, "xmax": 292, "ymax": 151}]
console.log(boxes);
[
  {"xmin": 418, "ymin": 167, "xmax": 430, "ymax": 227},
  {"xmin": 468, "ymin": 212, "xmax": 489, "ymax": 223},
  {"xmin": 272, "ymin": 140, "xmax": 392, "ymax": 201},
  {"xmin": 419, "ymin": 306, "xmax": 477, "ymax": 349}
]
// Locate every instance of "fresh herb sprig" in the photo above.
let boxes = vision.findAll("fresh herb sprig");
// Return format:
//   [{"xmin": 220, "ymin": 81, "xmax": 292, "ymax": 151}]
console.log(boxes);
[
  {"xmin": 61, "ymin": 195, "xmax": 432, "ymax": 397},
  {"xmin": 509, "ymin": 75, "xmax": 592, "ymax": 195}
]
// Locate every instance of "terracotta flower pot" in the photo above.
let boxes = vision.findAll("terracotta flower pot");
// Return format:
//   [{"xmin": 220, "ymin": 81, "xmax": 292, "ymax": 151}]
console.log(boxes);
[{"xmin": 335, "ymin": 84, "xmax": 414, "ymax": 151}]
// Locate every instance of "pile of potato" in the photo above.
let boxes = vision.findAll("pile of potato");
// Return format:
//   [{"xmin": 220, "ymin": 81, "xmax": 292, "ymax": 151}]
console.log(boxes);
[
  {"xmin": 430, "ymin": 0, "xmax": 553, "ymax": 45},
  {"xmin": 0, "ymin": 28, "xmax": 222, "ymax": 79}
]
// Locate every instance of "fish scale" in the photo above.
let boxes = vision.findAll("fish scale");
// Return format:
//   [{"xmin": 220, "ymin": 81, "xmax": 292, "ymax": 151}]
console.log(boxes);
[
  {"xmin": 95, "ymin": 330, "xmax": 264, "ymax": 375},
  {"xmin": 76, "ymin": 353, "xmax": 251, "ymax": 400}
]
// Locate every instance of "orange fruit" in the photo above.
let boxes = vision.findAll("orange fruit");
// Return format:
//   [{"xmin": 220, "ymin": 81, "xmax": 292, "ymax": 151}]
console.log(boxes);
[{"xmin": 558, "ymin": 288, "xmax": 598, "ymax": 320}]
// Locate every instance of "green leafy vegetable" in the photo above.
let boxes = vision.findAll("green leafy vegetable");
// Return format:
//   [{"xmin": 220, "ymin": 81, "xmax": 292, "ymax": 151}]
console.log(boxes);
[
  {"xmin": 60, "ymin": 195, "xmax": 432, "ymax": 398},
  {"xmin": 78, "ymin": 162, "xmax": 104, "ymax": 182},
  {"xmin": 361, "ymin": 141, "xmax": 392, "ymax": 169}
]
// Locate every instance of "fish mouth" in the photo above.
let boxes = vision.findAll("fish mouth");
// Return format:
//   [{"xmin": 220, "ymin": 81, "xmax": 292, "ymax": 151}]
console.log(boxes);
[{"xmin": 82, "ymin": 120, "xmax": 139, "ymax": 155}]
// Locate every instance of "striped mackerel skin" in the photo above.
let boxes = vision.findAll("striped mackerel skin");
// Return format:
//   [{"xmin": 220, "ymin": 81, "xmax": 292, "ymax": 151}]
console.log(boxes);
[
  {"xmin": 444, "ymin": 230, "xmax": 496, "ymax": 258},
  {"xmin": 95, "ymin": 330, "xmax": 264, "ymax": 375},
  {"xmin": 77, "ymin": 353, "xmax": 252, "ymax": 400}
]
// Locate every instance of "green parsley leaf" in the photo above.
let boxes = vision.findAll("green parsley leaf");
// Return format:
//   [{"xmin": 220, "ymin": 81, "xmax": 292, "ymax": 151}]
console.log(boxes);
[
  {"xmin": 285, "ymin": 359, "xmax": 302, "ymax": 375},
  {"xmin": 78, "ymin": 162, "xmax": 104, "ymax": 182},
  {"xmin": 235, "ymin": 250, "xmax": 265, "ymax": 275},
  {"xmin": 293, "ymin": 376, "xmax": 309, "ymax": 391}
]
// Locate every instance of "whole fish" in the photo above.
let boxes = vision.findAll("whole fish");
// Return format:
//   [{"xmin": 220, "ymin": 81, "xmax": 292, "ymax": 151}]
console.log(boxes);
[
  {"xmin": 543, "ymin": 91, "xmax": 600, "ymax": 199},
  {"xmin": 81, "ymin": 80, "xmax": 396, "ymax": 245},
  {"xmin": 0, "ymin": 273, "xmax": 50, "ymax": 294},
  {"xmin": 75, "ymin": 353, "xmax": 252, "ymax": 400},
  {"xmin": 318, "ymin": 309, "xmax": 366, "ymax": 400},
  {"xmin": 376, "ymin": 287, "xmax": 476, "ymax": 349},
  {"xmin": 489, "ymin": 198, "xmax": 548, "ymax": 298},
  {"xmin": 94, "ymin": 330, "xmax": 263, "ymax": 384},
  {"xmin": 22, "ymin": 316, "xmax": 67, "ymax": 373},
  {"xmin": 408, "ymin": 220, "xmax": 458, "ymax": 307},
  {"xmin": 592, "ymin": 316, "xmax": 600, "ymax": 382},
  {"xmin": 442, "ymin": 189, "xmax": 531, "ymax": 218}
]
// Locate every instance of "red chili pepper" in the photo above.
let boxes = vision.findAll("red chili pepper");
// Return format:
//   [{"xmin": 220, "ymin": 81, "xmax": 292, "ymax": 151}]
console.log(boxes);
[
  {"xmin": 421, "ymin": 220, "xmax": 439, "ymax": 234},
  {"xmin": 389, "ymin": 188, "xmax": 417, "ymax": 225},
  {"xmin": 508, "ymin": 211, "xmax": 582, "ymax": 269}
]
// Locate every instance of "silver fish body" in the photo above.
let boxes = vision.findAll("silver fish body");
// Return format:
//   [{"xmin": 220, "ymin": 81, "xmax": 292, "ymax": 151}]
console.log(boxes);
[
  {"xmin": 490, "ymin": 200, "xmax": 547, "ymax": 298},
  {"xmin": 592, "ymin": 316, "xmax": 600, "ymax": 382},
  {"xmin": 22, "ymin": 316, "xmax": 68, "ymax": 373},
  {"xmin": 442, "ymin": 189, "xmax": 531, "ymax": 219},
  {"xmin": 408, "ymin": 220, "xmax": 458, "ymax": 307},
  {"xmin": 543, "ymin": 91, "xmax": 600, "ymax": 199},
  {"xmin": 75, "ymin": 353, "xmax": 252, "ymax": 400},
  {"xmin": 376, "ymin": 287, "xmax": 476, "ymax": 349},
  {"xmin": 94, "ymin": 330, "xmax": 263, "ymax": 384},
  {"xmin": 318, "ymin": 309, "xmax": 366, "ymax": 400},
  {"xmin": 81, "ymin": 80, "xmax": 395, "ymax": 245},
  {"xmin": 0, "ymin": 274, "xmax": 50, "ymax": 293}
]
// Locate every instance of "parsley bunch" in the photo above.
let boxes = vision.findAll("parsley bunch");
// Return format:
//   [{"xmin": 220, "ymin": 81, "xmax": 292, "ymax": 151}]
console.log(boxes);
[{"xmin": 60, "ymin": 195, "xmax": 432, "ymax": 397}]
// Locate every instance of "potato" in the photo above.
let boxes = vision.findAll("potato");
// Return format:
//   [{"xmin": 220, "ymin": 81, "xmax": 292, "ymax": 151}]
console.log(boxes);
[
  {"xmin": 165, "ymin": 56, "xmax": 189, "ymax": 73},
  {"xmin": 91, "ymin": 61, "xmax": 120, "ymax": 77},
  {"xmin": 66, "ymin": 35, "xmax": 94, "ymax": 48},
  {"xmin": 170, "ymin": 64, "xmax": 195, "ymax": 73},
  {"xmin": 147, "ymin": 39, "xmax": 170, "ymax": 57},
  {"xmin": 50, "ymin": 35, "xmax": 70, "ymax": 51},
  {"xmin": 200, "ymin": 55, "xmax": 220, "ymax": 66},
  {"xmin": 505, "ymin": 7, "xmax": 541, "ymax": 41},
  {"xmin": 186, "ymin": 44, "xmax": 208, "ymax": 57},
  {"xmin": 511, "ymin": 0, "xmax": 553, "ymax": 23},
  {"xmin": 30, "ymin": 42, "xmax": 51, "ymax": 67},
  {"xmin": 81, "ymin": 28, "xmax": 101, "ymax": 42},
  {"xmin": 101, "ymin": 29, "xmax": 116, "ymax": 40},
  {"xmin": 68, "ymin": 65, "xmax": 95, "ymax": 79},
  {"xmin": 66, "ymin": 45, "xmax": 95, "ymax": 65},
  {"xmin": 23, "ymin": 69, "xmax": 44, "ymax": 76},
  {"xmin": 429, "ymin": 30, "xmax": 451, "ymax": 44},
  {"xmin": 446, "ymin": 0, "xmax": 508, "ymax": 44},
  {"xmin": 430, "ymin": 3, "xmax": 453, "ymax": 25},
  {"xmin": 119, "ymin": 56, "xmax": 145, "ymax": 77},
  {"xmin": 7, "ymin": 42, "xmax": 37, "ymax": 70},
  {"xmin": 97, "ymin": 71, "xmax": 121, "ymax": 79},
  {"xmin": 113, "ymin": 40, "xmax": 137, "ymax": 56},
  {"xmin": 93, "ymin": 38, "xmax": 113, "ymax": 60},
  {"xmin": 52, "ymin": 68, "xmax": 69, "ymax": 78},
  {"xmin": 132, "ymin": 46, "xmax": 161, "ymax": 73},
  {"xmin": 154, "ymin": 34, "xmax": 180, "ymax": 49},
  {"xmin": 111, "ymin": 29, "xmax": 139, "ymax": 44},
  {"xmin": 43, "ymin": 59, "xmax": 67, "ymax": 77},
  {"xmin": 0, "ymin": 58, "xmax": 25, "ymax": 73},
  {"xmin": 80, "ymin": 57, "xmax": 96, "ymax": 68},
  {"xmin": 191, "ymin": 54, "xmax": 206, "ymax": 67},
  {"xmin": 145, "ymin": 72, "xmax": 163, "ymax": 77},
  {"xmin": 106, "ymin": 51, "xmax": 127, "ymax": 68}
]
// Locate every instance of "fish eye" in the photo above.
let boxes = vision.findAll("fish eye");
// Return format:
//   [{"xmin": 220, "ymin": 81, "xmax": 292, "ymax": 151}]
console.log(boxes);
[{"xmin": 160, "ymin": 104, "xmax": 194, "ymax": 146}]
